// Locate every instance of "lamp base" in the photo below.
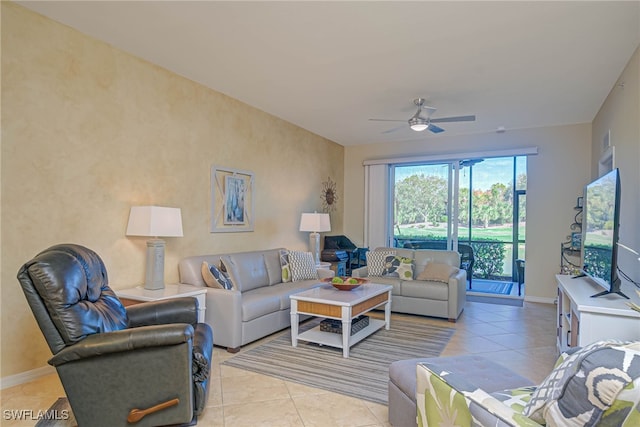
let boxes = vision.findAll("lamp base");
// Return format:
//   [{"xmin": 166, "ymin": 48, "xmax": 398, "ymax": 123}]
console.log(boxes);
[
  {"xmin": 144, "ymin": 239, "xmax": 165, "ymax": 290},
  {"xmin": 309, "ymin": 232, "xmax": 321, "ymax": 266}
]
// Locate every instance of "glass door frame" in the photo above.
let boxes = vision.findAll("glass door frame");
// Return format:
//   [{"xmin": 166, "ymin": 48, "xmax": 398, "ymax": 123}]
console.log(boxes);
[
  {"xmin": 390, "ymin": 161, "xmax": 460, "ymax": 251},
  {"xmin": 513, "ymin": 189, "xmax": 526, "ymax": 273}
]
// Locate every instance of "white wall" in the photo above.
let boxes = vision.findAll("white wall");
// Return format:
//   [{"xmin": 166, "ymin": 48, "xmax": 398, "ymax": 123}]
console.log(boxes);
[
  {"xmin": 1, "ymin": 3, "xmax": 344, "ymax": 378},
  {"xmin": 592, "ymin": 46, "xmax": 640, "ymax": 284},
  {"xmin": 344, "ymin": 124, "xmax": 592, "ymax": 302}
]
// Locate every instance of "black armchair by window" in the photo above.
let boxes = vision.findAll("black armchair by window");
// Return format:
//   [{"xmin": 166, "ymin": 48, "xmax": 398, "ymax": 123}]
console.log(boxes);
[
  {"xmin": 403, "ymin": 240, "xmax": 475, "ymax": 288},
  {"xmin": 321, "ymin": 235, "xmax": 368, "ymax": 274},
  {"xmin": 458, "ymin": 244, "xmax": 475, "ymax": 289},
  {"xmin": 17, "ymin": 244, "xmax": 213, "ymax": 427},
  {"xmin": 515, "ymin": 259, "xmax": 525, "ymax": 296}
]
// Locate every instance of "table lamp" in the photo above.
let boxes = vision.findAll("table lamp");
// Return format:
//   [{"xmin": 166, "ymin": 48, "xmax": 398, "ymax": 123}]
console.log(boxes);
[
  {"xmin": 299, "ymin": 212, "xmax": 331, "ymax": 266},
  {"xmin": 126, "ymin": 206, "xmax": 183, "ymax": 290}
]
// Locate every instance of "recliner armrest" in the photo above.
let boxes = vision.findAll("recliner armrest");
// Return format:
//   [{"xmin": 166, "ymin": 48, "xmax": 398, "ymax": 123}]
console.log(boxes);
[
  {"xmin": 126, "ymin": 297, "xmax": 198, "ymax": 327},
  {"xmin": 49, "ymin": 323, "xmax": 194, "ymax": 366}
]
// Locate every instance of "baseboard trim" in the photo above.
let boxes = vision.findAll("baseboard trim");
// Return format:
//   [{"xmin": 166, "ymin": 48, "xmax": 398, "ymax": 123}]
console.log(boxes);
[
  {"xmin": 524, "ymin": 295, "xmax": 556, "ymax": 304},
  {"xmin": 1, "ymin": 365, "xmax": 55, "ymax": 389}
]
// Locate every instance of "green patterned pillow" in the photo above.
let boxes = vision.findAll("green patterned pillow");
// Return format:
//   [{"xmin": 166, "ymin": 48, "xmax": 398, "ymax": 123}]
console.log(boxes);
[
  {"xmin": 600, "ymin": 376, "xmax": 640, "ymax": 426},
  {"xmin": 279, "ymin": 250, "xmax": 291, "ymax": 283},
  {"xmin": 383, "ymin": 255, "xmax": 414, "ymax": 280},
  {"xmin": 524, "ymin": 340, "xmax": 640, "ymax": 425}
]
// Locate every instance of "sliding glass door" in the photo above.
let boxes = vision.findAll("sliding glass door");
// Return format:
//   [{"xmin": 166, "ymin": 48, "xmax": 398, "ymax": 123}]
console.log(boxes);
[{"xmin": 392, "ymin": 156, "xmax": 527, "ymax": 283}]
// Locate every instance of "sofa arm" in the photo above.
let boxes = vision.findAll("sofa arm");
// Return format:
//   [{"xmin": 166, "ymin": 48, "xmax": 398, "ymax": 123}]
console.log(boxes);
[
  {"xmin": 317, "ymin": 268, "xmax": 335, "ymax": 279},
  {"xmin": 416, "ymin": 363, "xmax": 542, "ymax": 427},
  {"xmin": 447, "ymin": 268, "xmax": 467, "ymax": 321},
  {"xmin": 351, "ymin": 266, "xmax": 368, "ymax": 278},
  {"xmin": 202, "ymin": 288, "xmax": 243, "ymax": 350}
]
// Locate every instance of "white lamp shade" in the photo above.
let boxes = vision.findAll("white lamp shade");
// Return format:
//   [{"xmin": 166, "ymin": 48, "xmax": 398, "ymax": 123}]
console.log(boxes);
[
  {"xmin": 299, "ymin": 213, "xmax": 331, "ymax": 233},
  {"xmin": 126, "ymin": 206, "xmax": 184, "ymax": 237}
]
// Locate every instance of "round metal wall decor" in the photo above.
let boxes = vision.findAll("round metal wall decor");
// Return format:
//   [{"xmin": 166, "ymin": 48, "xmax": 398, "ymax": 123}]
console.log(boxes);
[{"xmin": 321, "ymin": 177, "xmax": 338, "ymax": 212}]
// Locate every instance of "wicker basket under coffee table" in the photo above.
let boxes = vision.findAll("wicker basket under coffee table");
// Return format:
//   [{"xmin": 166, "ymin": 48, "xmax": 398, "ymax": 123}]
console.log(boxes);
[{"xmin": 289, "ymin": 283, "xmax": 392, "ymax": 358}]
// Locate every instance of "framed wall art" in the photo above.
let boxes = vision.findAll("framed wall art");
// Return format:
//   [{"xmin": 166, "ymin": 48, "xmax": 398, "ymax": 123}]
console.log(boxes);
[{"xmin": 211, "ymin": 166, "xmax": 254, "ymax": 232}]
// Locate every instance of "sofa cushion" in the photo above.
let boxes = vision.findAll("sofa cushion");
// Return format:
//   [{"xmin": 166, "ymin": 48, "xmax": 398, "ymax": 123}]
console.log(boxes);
[
  {"xmin": 241, "ymin": 288, "xmax": 282, "ymax": 322},
  {"xmin": 288, "ymin": 250, "xmax": 318, "ymax": 281},
  {"xmin": 279, "ymin": 250, "xmax": 291, "ymax": 283},
  {"xmin": 393, "ymin": 355, "xmax": 534, "ymax": 403},
  {"xmin": 269, "ymin": 280, "xmax": 324, "ymax": 310},
  {"xmin": 367, "ymin": 250, "xmax": 396, "ymax": 276},
  {"xmin": 523, "ymin": 340, "xmax": 640, "ymax": 425},
  {"xmin": 402, "ymin": 280, "xmax": 449, "ymax": 300},
  {"xmin": 417, "ymin": 262, "xmax": 459, "ymax": 283},
  {"xmin": 220, "ymin": 252, "xmax": 270, "ymax": 292},
  {"xmin": 201, "ymin": 261, "xmax": 233, "ymax": 289},
  {"xmin": 367, "ymin": 276, "xmax": 402, "ymax": 295}
]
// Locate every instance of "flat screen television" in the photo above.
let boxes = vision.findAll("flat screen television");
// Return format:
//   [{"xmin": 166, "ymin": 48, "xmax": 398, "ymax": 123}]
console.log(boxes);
[{"xmin": 580, "ymin": 168, "xmax": 628, "ymax": 298}]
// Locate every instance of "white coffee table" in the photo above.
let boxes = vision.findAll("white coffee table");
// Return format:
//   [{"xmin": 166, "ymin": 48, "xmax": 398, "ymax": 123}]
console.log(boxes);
[{"xmin": 289, "ymin": 283, "xmax": 392, "ymax": 358}]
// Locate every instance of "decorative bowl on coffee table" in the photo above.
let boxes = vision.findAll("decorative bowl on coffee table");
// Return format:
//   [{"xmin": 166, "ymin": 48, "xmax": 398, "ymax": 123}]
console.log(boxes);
[{"xmin": 322, "ymin": 277, "xmax": 369, "ymax": 291}]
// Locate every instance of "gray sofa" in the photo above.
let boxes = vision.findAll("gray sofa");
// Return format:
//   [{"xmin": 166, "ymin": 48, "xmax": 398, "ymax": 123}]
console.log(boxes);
[
  {"xmin": 352, "ymin": 247, "xmax": 466, "ymax": 322},
  {"xmin": 179, "ymin": 248, "xmax": 334, "ymax": 352},
  {"xmin": 390, "ymin": 355, "xmax": 534, "ymax": 427}
]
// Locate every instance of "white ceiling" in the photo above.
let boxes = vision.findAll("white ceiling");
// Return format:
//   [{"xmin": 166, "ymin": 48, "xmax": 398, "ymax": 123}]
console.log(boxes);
[{"xmin": 18, "ymin": 1, "xmax": 640, "ymax": 146}]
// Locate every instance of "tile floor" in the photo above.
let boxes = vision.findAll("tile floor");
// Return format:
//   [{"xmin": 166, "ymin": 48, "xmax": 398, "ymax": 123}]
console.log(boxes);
[{"xmin": 1, "ymin": 300, "xmax": 559, "ymax": 426}]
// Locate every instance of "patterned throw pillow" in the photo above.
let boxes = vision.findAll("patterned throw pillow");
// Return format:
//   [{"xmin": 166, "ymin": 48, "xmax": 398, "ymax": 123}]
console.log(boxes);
[
  {"xmin": 523, "ymin": 340, "xmax": 638, "ymax": 425},
  {"xmin": 201, "ymin": 261, "xmax": 233, "ymax": 289},
  {"xmin": 288, "ymin": 250, "xmax": 318, "ymax": 281},
  {"xmin": 416, "ymin": 262, "xmax": 459, "ymax": 283},
  {"xmin": 279, "ymin": 250, "xmax": 292, "ymax": 283},
  {"xmin": 366, "ymin": 250, "xmax": 395, "ymax": 276},
  {"xmin": 384, "ymin": 255, "xmax": 414, "ymax": 280}
]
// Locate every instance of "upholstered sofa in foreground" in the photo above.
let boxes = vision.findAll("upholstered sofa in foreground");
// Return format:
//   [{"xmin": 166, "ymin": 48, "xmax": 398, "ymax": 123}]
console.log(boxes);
[
  {"xmin": 352, "ymin": 247, "xmax": 466, "ymax": 321},
  {"xmin": 179, "ymin": 248, "xmax": 334, "ymax": 352},
  {"xmin": 416, "ymin": 340, "xmax": 640, "ymax": 427}
]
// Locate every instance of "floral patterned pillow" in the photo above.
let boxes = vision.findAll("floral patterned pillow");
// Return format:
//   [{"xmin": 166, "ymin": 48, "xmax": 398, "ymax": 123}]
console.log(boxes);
[
  {"xmin": 383, "ymin": 255, "xmax": 414, "ymax": 280},
  {"xmin": 523, "ymin": 340, "xmax": 640, "ymax": 426}
]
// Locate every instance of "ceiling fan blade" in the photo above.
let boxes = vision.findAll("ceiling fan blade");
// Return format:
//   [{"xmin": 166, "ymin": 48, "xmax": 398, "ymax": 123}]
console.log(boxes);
[
  {"xmin": 430, "ymin": 115, "xmax": 476, "ymax": 123},
  {"xmin": 369, "ymin": 118, "xmax": 406, "ymax": 122},
  {"xmin": 382, "ymin": 125, "xmax": 406, "ymax": 134},
  {"xmin": 428, "ymin": 124, "xmax": 445, "ymax": 134}
]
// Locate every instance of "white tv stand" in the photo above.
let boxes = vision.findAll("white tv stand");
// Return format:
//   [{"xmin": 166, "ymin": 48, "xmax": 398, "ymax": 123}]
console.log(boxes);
[{"xmin": 556, "ymin": 274, "xmax": 640, "ymax": 352}]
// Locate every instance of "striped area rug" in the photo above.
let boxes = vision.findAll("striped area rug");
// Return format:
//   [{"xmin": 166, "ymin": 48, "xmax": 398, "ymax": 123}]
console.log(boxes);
[{"xmin": 222, "ymin": 317, "xmax": 455, "ymax": 404}]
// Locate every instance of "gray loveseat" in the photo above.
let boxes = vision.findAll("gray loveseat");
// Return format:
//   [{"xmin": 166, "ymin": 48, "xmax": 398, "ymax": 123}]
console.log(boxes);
[
  {"xmin": 352, "ymin": 247, "xmax": 466, "ymax": 322},
  {"xmin": 179, "ymin": 248, "xmax": 334, "ymax": 352}
]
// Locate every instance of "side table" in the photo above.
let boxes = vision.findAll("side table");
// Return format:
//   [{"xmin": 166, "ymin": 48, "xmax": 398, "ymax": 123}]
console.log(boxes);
[{"xmin": 116, "ymin": 283, "xmax": 207, "ymax": 323}]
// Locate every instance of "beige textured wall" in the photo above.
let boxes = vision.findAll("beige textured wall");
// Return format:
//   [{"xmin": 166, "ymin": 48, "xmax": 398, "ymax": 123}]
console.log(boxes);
[
  {"xmin": 591, "ymin": 46, "xmax": 640, "ymax": 283},
  {"xmin": 344, "ymin": 124, "xmax": 592, "ymax": 302},
  {"xmin": 1, "ymin": 3, "xmax": 343, "ymax": 377}
]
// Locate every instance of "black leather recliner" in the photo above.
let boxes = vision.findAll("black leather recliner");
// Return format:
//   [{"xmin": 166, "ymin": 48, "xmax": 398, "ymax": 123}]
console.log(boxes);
[{"xmin": 17, "ymin": 244, "xmax": 213, "ymax": 427}]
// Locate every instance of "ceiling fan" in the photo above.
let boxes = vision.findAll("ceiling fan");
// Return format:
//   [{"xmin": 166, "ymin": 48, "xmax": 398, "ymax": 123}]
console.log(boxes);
[{"xmin": 369, "ymin": 98, "xmax": 476, "ymax": 134}]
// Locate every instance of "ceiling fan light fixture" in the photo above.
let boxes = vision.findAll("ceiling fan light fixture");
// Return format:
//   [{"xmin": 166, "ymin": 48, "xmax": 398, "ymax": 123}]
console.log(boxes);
[{"xmin": 409, "ymin": 117, "xmax": 429, "ymax": 132}]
